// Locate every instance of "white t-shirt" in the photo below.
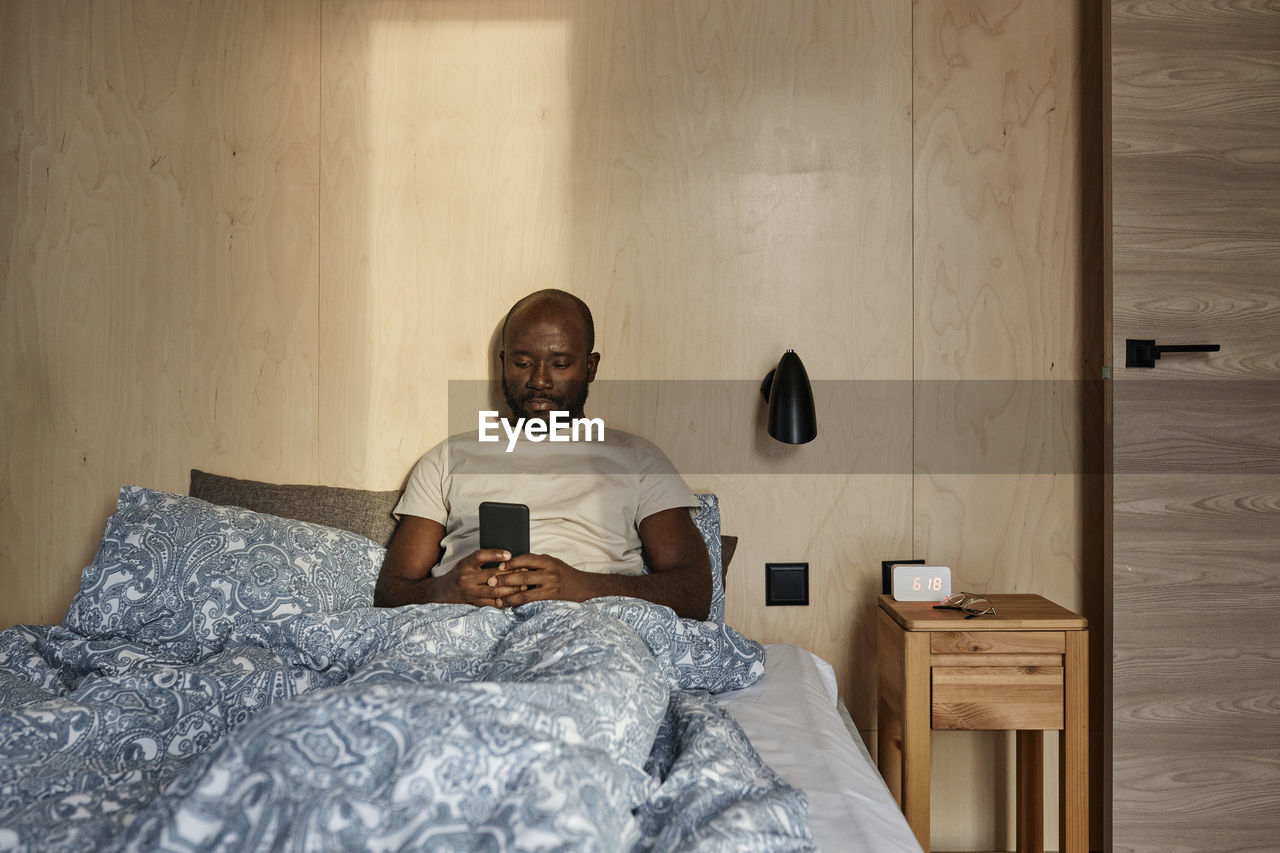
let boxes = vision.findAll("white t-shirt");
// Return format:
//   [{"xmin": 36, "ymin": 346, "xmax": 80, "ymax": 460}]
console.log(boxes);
[{"xmin": 394, "ymin": 428, "xmax": 699, "ymax": 577}]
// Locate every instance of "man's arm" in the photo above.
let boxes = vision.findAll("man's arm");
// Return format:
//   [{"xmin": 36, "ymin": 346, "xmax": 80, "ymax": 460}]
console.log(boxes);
[
  {"xmin": 486, "ymin": 507, "xmax": 712, "ymax": 620},
  {"xmin": 631, "ymin": 506, "xmax": 714, "ymax": 619},
  {"xmin": 374, "ymin": 515, "xmax": 512, "ymax": 608}
]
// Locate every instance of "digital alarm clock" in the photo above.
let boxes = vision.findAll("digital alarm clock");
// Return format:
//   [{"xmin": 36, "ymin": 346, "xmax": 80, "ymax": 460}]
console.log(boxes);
[{"xmin": 891, "ymin": 564, "xmax": 952, "ymax": 601}]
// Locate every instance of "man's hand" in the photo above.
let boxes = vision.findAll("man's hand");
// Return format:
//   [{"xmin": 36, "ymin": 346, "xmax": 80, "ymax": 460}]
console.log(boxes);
[
  {"xmin": 376, "ymin": 516, "xmax": 516, "ymax": 608},
  {"xmin": 480, "ymin": 507, "xmax": 712, "ymax": 619},
  {"xmin": 441, "ymin": 550, "xmax": 521, "ymax": 607},
  {"xmin": 485, "ymin": 553, "xmax": 609, "ymax": 608},
  {"xmin": 376, "ymin": 508, "xmax": 712, "ymax": 620}
]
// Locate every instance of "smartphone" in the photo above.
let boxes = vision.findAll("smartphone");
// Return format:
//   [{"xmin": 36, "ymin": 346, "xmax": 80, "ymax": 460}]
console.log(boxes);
[{"xmin": 478, "ymin": 501, "xmax": 529, "ymax": 568}]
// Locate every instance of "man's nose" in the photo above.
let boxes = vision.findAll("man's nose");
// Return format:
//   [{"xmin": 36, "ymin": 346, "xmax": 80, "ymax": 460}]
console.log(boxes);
[{"xmin": 527, "ymin": 365, "xmax": 552, "ymax": 389}]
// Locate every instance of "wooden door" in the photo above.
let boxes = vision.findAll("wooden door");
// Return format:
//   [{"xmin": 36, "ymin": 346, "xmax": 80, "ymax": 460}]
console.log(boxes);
[{"xmin": 1109, "ymin": 2, "xmax": 1280, "ymax": 850}]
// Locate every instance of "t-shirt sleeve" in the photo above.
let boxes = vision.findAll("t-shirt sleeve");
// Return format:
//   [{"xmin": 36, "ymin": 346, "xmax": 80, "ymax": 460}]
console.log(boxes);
[
  {"xmin": 632, "ymin": 435, "xmax": 700, "ymax": 523},
  {"xmin": 392, "ymin": 441, "xmax": 449, "ymax": 525}
]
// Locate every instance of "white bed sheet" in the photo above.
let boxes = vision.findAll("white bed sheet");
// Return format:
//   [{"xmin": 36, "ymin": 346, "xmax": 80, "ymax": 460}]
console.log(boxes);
[{"xmin": 715, "ymin": 643, "xmax": 923, "ymax": 853}]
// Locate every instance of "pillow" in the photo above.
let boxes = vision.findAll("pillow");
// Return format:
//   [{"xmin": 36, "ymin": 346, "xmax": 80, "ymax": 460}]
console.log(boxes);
[
  {"xmin": 63, "ymin": 487, "xmax": 386, "ymax": 659},
  {"xmin": 691, "ymin": 494, "xmax": 727, "ymax": 623},
  {"xmin": 189, "ymin": 469, "xmax": 400, "ymax": 547},
  {"xmin": 721, "ymin": 535, "xmax": 738, "ymax": 579}
]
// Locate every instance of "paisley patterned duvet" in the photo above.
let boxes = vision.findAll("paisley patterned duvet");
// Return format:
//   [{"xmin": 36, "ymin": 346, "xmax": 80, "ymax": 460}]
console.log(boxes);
[{"xmin": 0, "ymin": 488, "xmax": 812, "ymax": 851}]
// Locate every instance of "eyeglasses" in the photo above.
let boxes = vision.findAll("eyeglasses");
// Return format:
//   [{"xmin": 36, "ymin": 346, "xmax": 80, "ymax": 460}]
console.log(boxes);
[{"xmin": 933, "ymin": 592, "xmax": 996, "ymax": 619}]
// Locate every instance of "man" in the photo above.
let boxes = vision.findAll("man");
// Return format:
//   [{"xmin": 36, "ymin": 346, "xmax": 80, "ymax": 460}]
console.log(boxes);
[{"xmin": 375, "ymin": 289, "xmax": 712, "ymax": 620}]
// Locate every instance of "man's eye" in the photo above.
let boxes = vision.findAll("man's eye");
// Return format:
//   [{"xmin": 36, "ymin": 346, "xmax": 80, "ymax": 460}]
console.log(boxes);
[{"xmin": 553, "ymin": 363, "xmax": 571, "ymax": 369}]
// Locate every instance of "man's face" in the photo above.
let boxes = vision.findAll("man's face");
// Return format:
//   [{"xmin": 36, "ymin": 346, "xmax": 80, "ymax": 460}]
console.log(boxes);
[{"xmin": 500, "ymin": 303, "xmax": 599, "ymax": 422}]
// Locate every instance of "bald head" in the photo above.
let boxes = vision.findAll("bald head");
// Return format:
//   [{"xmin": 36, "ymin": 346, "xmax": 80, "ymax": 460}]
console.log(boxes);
[{"xmin": 501, "ymin": 289, "xmax": 594, "ymax": 353}]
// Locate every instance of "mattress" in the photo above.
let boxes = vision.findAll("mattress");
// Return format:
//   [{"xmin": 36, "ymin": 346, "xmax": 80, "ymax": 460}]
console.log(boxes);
[{"xmin": 716, "ymin": 643, "xmax": 923, "ymax": 853}]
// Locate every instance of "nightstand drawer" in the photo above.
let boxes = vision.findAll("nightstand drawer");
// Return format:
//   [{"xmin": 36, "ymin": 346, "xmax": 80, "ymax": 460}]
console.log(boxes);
[
  {"xmin": 931, "ymin": 666, "xmax": 1064, "ymax": 730},
  {"xmin": 930, "ymin": 631, "xmax": 1066, "ymax": 656}
]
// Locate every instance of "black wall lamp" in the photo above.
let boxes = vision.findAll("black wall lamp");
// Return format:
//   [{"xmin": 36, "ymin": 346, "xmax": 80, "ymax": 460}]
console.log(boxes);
[{"xmin": 761, "ymin": 350, "xmax": 817, "ymax": 444}]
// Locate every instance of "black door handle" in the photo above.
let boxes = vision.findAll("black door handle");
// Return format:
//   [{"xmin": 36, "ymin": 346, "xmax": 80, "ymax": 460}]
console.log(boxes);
[{"xmin": 1125, "ymin": 339, "xmax": 1220, "ymax": 368}]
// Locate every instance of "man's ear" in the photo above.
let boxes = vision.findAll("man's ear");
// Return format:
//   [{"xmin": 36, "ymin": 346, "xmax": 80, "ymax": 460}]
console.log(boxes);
[
  {"xmin": 498, "ymin": 350, "xmax": 506, "ymax": 368},
  {"xmin": 586, "ymin": 352, "xmax": 600, "ymax": 382}
]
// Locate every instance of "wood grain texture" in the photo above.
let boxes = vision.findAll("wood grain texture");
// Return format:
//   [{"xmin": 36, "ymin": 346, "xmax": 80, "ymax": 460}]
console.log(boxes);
[
  {"xmin": 878, "ymin": 606, "xmax": 907, "ymax": 804},
  {"xmin": 931, "ymin": 666, "xmax": 1064, "ymax": 730},
  {"xmin": 881, "ymin": 594, "xmax": 1090, "ymax": 851},
  {"xmin": 932, "ymin": 630, "xmax": 1068, "ymax": 655},
  {"xmin": 319, "ymin": 0, "xmax": 914, "ymax": 479},
  {"xmin": 1111, "ymin": 7, "xmax": 1280, "ymax": 380},
  {"xmin": 1114, "ymin": 381, "xmax": 1280, "ymax": 471},
  {"xmin": 1111, "ymin": 0, "xmax": 1280, "ymax": 848},
  {"xmin": 566, "ymin": 0, "xmax": 915, "ymax": 384},
  {"xmin": 1111, "ymin": 0, "xmax": 1280, "ymax": 51},
  {"xmin": 1061, "ymin": 628, "xmax": 1089, "ymax": 853},
  {"xmin": 317, "ymin": 0, "xmax": 915, "ymax": 727},
  {"xmin": 932, "ymin": 653, "xmax": 1064, "ymax": 668},
  {"xmin": 319, "ymin": 0, "xmax": 587, "ymax": 487},
  {"xmin": 1110, "ymin": 750, "xmax": 1280, "ymax": 852},
  {"xmin": 912, "ymin": 475, "xmax": 1094, "ymax": 612},
  {"xmin": 1, "ymin": 4, "xmax": 1097, "ymax": 847},
  {"xmin": 0, "ymin": 0, "xmax": 321, "ymax": 627},
  {"xmin": 1017, "ymin": 729, "xmax": 1045, "ymax": 853},
  {"xmin": 902, "ymin": 629, "xmax": 934, "ymax": 850},
  {"xmin": 709, "ymin": 474, "xmax": 912, "ymax": 732},
  {"xmin": 882, "ymin": 594, "xmax": 1086, "ymax": 632},
  {"xmin": 912, "ymin": 2, "xmax": 1103, "ymax": 842},
  {"xmin": 914, "ymin": 0, "xmax": 1100, "ymax": 383},
  {"xmin": 1112, "ymin": 478, "xmax": 1278, "ymax": 752}
]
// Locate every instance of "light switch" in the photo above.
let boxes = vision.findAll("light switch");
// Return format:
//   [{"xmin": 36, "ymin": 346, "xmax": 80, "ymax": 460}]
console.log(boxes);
[{"xmin": 765, "ymin": 562, "xmax": 808, "ymax": 606}]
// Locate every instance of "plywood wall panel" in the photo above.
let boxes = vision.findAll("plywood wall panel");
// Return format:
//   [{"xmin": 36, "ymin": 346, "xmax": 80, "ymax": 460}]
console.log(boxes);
[
  {"xmin": 319, "ymin": 0, "xmax": 586, "ymax": 487},
  {"xmin": 703, "ymin": 473, "xmax": 914, "ymax": 731},
  {"xmin": 564, "ymin": 0, "xmax": 914, "ymax": 382},
  {"xmin": 914, "ymin": 0, "xmax": 1098, "ymax": 382},
  {"xmin": 0, "ymin": 0, "xmax": 321, "ymax": 626},
  {"xmin": 912, "ymin": 0, "xmax": 1103, "ymax": 848}
]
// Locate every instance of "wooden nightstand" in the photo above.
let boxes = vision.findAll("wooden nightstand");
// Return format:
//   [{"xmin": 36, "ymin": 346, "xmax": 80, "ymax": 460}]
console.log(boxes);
[{"xmin": 876, "ymin": 594, "xmax": 1087, "ymax": 853}]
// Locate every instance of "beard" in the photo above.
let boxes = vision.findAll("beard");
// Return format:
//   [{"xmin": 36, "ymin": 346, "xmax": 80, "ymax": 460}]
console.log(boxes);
[{"xmin": 503, "ymin": 376, "xmax": 591, "ymax": 423}]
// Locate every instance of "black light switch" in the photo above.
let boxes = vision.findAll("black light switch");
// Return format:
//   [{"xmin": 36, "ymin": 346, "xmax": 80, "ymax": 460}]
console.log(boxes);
[{"xmin": 765, "ymin": 562, "xmax": 808, "ymax": 606}]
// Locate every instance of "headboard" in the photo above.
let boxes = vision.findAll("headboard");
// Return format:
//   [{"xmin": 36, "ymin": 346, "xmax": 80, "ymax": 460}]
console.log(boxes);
[{"xmin": 189, "ymin": 469, "xmax": 401, "ymax": 547}]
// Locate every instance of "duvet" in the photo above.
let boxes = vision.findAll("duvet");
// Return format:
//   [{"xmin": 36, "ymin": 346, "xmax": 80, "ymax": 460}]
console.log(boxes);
[{"xmin": 0, "ymin": 488, "xmax": 812, "ymax": 851}]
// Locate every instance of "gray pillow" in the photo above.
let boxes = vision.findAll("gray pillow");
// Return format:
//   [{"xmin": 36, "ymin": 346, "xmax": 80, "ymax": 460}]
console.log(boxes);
[
  {"xmin": 190, "ymin": 469, "xmax": 400, "ymax": 547},
  {"xmin": 721, "ymin": 535, "xmax": 738, "ymax": 579}
]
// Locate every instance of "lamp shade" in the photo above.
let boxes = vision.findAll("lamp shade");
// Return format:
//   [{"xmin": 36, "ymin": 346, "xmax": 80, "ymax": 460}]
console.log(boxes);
[{"xmin": 761, "ymin": 350, "xmax": 817, "ymax": 444}]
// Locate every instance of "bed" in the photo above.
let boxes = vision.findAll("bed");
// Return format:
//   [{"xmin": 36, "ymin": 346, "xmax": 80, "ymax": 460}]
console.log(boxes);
[
  {"xmin": 0, "ymin": 473, "xmax": 920, "ymax": 852},
  {"xmin": 718, "ymin": 645, "xmax": 922, "ymax": 852}
]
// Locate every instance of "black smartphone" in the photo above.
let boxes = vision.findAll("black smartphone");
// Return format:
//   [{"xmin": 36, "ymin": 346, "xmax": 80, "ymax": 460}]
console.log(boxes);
[{"xmin": 478, "ymin": 501, "xmax": 529, "ymax": 568}]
